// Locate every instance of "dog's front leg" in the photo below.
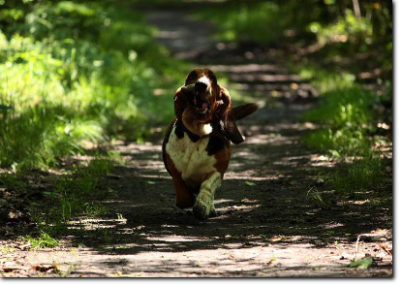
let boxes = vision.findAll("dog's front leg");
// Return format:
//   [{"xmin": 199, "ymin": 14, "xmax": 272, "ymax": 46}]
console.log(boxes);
[{"xmin": 193, "ymin": 172, "xmax": 221, "ymax": 219}]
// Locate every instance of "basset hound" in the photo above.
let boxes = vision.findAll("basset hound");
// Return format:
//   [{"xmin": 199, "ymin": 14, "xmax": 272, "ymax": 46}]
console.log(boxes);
[{"xmin": 162, "ymin": 68, "xmax": 258, "ymax": 219}]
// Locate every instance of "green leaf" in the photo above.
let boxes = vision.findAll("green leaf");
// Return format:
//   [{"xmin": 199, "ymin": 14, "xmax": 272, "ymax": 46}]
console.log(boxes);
[
  {"xmin": 244, "ymin": 181, "xmax": 256, "ymax": 186},
  {"xmin": 347, "ymin": 257, "xmax": 373, "ymax": 269},
  {"xmin": 147, "ymin": 181, "xmax": 156, "ymax": 185}
]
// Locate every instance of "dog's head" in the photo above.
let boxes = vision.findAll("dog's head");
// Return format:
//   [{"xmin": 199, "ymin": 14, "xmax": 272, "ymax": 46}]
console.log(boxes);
[
  {"xmin": 180, "ymin": 68, "xmax": 220, "ymax": 122},
  {"xmin": 174, "ymin": 68, "xmax": 244, "ymax": 143}
]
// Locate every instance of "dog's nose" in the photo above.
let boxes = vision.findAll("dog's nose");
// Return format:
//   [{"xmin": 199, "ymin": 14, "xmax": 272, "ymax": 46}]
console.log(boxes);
[{"xmin": 195, "ymin": 81, "xmax": 208, "ymax": 92}]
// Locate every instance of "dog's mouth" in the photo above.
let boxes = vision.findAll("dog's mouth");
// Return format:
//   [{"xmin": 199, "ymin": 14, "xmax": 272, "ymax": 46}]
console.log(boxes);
[
  {"xmin": 195, "ymin": 101, "xmax": 209, "ymax": 115},
  {"xmin": 190, "ymin": 107, "xmax": 209, "ymax": 124}
]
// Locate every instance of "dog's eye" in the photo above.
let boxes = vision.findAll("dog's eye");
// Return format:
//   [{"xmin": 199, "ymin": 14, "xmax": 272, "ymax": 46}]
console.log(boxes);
[{"xmin": 187, "ymin": 72, "xmax": 197, "ymax": 81}]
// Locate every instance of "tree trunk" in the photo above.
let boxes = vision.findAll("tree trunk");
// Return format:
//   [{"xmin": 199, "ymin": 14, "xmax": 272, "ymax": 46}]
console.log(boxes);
[{"xmin": 352, "ymin": 0, "xmax": 361, "ymax": 20}]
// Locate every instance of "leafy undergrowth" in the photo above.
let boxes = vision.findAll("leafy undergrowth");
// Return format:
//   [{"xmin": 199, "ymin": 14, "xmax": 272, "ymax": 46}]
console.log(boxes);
[
  {"xmin": 298, "ymin": 67, "xmax": 391, "ymax": 205},
  {"xmin": 0, "ymin": 0, "xmax": 188, "ymax": 171}
]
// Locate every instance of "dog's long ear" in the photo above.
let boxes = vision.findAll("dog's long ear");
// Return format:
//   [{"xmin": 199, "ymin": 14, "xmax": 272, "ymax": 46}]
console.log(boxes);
[
  {"xmin": 216, "ymin": 86, "xmax": 244, "ymax": 144},
  {"xmin": 174, "ymin": 87, "xmax": 187, "ymax": 120}
]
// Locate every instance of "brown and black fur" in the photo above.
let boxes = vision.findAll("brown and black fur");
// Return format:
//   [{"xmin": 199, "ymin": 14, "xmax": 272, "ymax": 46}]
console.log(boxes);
[{"xmin": 162, "ymin": 68, "xmax": 258, "ymax": 218}]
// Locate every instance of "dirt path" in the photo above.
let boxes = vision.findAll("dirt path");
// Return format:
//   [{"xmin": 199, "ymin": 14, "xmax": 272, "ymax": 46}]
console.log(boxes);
[{"xmin": 1, "ymin": 10, "xmax": 392, "ymax": 278}]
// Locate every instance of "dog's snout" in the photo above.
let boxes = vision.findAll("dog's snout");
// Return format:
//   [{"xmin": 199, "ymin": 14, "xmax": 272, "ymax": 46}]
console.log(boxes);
[{"xmin": 195, "ymin": 81, "xmax": 207, "ymax": 92}]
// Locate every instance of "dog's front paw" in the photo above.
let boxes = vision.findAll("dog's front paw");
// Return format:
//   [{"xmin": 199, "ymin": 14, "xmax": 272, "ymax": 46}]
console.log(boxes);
[{"xmin": 193, "ymin": 193, "xmax": 215, "ymax": 220}]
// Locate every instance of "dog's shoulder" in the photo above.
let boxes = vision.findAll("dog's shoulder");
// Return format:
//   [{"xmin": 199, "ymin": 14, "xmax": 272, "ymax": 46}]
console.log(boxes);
[{"xmin": 205, "ymin": 120, "xmax": 230, "ymax": 156}]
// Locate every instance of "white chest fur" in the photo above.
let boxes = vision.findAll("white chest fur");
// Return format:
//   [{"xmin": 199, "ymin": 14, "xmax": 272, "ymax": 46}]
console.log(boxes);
[{"xmin": 166, "ymin": 126, "xmax": 217, "ymax": 184}]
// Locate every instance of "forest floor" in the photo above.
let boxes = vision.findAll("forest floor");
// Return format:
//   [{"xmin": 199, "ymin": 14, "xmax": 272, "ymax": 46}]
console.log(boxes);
[{"xmin": 0, "ymin": 9, "xmax": 392, "ymax": 278}]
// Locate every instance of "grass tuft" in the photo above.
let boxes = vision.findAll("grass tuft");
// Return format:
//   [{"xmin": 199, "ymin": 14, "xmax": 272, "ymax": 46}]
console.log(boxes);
[{"xmin": 25, "ymin": 231, "xmax": 59, "ymax": 249}]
